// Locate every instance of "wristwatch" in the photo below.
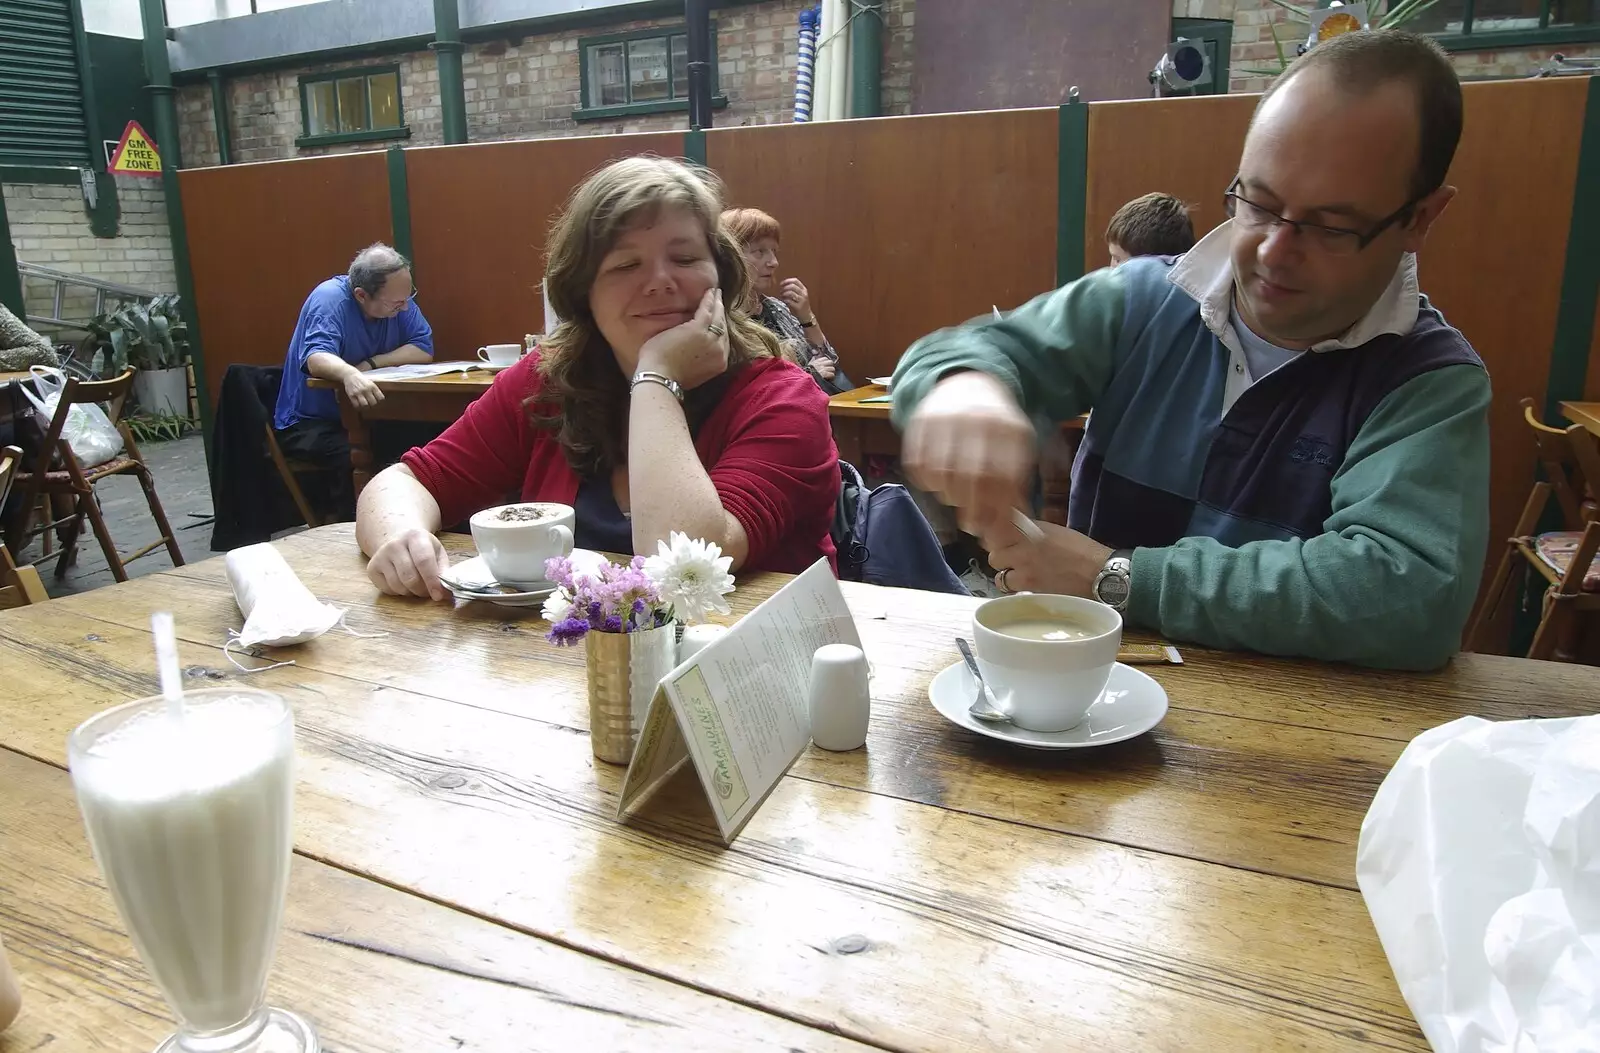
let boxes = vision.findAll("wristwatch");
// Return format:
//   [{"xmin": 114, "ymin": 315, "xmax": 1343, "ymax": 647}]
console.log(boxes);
[
  {"xmin": 631, "ymin": 369, "xmax": 684, "ymax": 403},
  {"xmin": 1093, "ymin": 549, "xmax": 1133, "ymax": 612}
]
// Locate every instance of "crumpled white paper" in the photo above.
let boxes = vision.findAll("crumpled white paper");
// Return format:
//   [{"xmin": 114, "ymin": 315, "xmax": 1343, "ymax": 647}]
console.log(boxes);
[
  {"xmin": 1358, "ymin": 715, "xmax": 1600, "ymax": 1052},
  {"xmin": 226, "ymin": 542, "xmax": 343, "ymax": 648}
]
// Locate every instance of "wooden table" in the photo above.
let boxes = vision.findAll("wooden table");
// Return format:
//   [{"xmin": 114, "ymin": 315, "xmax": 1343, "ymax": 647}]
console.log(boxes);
[
  {"xmin": 5, "ymin": 524, "xmax": 1598, "ymax": 1049},
  {"xmin": 310, "ymin": 370, "xmax": 495, "ymax": 495},
  {"xmin": 1561, "ymin": 401, "xmax": 1600, "ymax": 438}
]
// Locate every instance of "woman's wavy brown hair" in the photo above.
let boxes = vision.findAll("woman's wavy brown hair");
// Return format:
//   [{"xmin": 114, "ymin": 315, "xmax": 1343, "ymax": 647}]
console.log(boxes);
[{"xmin": 533, "ymin": 155, "xmax": 783, "ymax": 477}]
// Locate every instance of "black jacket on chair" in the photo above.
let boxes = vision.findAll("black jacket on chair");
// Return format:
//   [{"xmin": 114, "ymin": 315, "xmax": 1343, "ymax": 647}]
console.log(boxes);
[{"xmin": 209, "ymin": 364, "xmax": 307, "ymax": 551}]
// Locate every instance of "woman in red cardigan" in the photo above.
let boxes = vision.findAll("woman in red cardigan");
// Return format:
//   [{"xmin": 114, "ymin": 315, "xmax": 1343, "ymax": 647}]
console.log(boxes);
[{"xmin": 356, "ymin": 156, "xmax": 840, "ymax": 599}]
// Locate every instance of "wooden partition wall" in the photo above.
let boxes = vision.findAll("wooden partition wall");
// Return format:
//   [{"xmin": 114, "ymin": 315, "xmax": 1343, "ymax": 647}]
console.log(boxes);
[
  {"xmin": 1082, "ymin": 78, "xmax": 1595, "ymax": 604},
  {"xmin": 405, "ymin": 132, "xmax": 685, "ymax": 361},
  {"xmin": 179, "ymin": 151, "xmax": 392, "ymax": 406},
  {"xmin": 707, "ymin": 108, "xmax": 1060, "ymax": 382}
]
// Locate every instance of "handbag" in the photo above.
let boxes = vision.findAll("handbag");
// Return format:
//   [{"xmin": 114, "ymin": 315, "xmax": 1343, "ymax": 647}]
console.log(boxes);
[{"xmin": 833, "ymin": 461, "xmax": 969, "ymax": 595}]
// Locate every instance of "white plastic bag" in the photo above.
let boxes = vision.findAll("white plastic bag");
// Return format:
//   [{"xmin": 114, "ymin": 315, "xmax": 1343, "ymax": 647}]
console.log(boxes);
[
  {"xmin": 20, "ymin": 366, "xmax": 124, "ymax": 469},
  {"xmin": 1357, "ymin": 715, "xmax": 1600, "ymax": 1052},
  {"xmin": 226, "ymin": 543, "xmax": 343, "ymax": 649}
]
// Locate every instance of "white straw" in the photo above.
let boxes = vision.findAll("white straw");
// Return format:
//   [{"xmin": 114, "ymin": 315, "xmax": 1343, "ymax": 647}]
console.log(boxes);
[
  {"xmin": 1010, "ymin": 508, "xmax": 1047, "ymax": 543},
  {"xmin": 151, "ymin": 612, "xmax": 184, "ymax": 720}
]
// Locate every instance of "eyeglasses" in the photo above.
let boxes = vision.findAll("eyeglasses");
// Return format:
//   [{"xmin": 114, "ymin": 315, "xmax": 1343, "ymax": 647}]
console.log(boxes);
[
  {"xmin": 374, "ymin": 288, "xmax": 418, "ymax": 310},
  {"xmin": 1224, "ymin": 178, "xmax": 1421, "ymax": 256}
]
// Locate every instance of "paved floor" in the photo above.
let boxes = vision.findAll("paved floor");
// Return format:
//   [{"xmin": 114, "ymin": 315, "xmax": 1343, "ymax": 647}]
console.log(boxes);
[{"xmin": 14, "ymin": 432, "xmax": 219, "ymax": 598}]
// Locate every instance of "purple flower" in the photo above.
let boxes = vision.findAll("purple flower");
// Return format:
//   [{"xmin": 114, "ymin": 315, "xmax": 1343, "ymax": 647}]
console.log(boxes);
[
  {"xmin": 543, "ymin": 556, "xmax": 574, "ymax": 589},
  {"xmin": 546, "ymin": 615, "xmax": 590, "ymax": 646},
  {"xmin": 601, "ymin": 614, "xmax": 624, "ymax": 633}
]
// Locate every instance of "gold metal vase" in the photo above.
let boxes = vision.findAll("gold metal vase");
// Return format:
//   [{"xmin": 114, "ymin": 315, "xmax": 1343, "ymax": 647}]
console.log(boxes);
[{"xmin": 584, "ymin": 622, "xmax": 678, "ymax": 764}]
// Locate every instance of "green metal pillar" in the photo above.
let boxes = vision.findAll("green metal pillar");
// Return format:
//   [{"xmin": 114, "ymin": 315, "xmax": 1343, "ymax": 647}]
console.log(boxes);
[
  {"xmin": 208, "ymin": 70, "xmax": 233, "ymax": 165},
  {"xmin": 139, "ymin": 0, "xmax": 213, "ymax": 449},
  {"xmin": 0, "ymin": 189, "xmax": 23, "ymax": 319},
  {"xmin": 849, "ymin": 0, "xmax": 882, "ymax": 118},
  {"xmin": 432, "ymin": 0, "xmax": 469, "ymax": 144}
]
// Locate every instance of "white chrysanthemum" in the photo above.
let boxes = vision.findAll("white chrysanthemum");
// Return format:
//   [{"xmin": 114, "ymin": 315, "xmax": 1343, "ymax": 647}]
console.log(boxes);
[
  {"xmin": 541, "ymin": 586, "xmax": 573, "ymax": 623},
  {"xmin": 643, "ymin": 531, "xmax": 735, "ymax": 625}
]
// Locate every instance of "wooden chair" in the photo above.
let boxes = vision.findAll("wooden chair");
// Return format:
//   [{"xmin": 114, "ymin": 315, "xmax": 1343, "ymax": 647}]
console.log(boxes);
[
  {"xmin": 0, "ymin": 446, "xmax": 48, "ymax": 608},
  {"xmin": 5, "ymin": 370, "xmax": 185, "ymax": 583},
  {"xmin": 1467, "ymin": 398, "xmax": 1600, "ymax": 661},
  {"xmin": 263, "ymin": 422, "xmax": 323, "ymax": 529}
]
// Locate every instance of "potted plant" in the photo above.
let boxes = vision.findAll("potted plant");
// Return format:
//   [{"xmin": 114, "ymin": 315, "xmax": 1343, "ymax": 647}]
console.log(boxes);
[
  {"xmin": 82, "ymin": 294, "xmax": 191, "ymax": 416},
  {"xmin": 542, "ymin": 533, "xmax": 736, "ymax": 764}
]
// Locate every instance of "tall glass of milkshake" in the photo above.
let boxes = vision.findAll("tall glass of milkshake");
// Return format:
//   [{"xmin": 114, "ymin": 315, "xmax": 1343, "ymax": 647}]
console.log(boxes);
[{"xmin": 69, "ymin": 688, "xmax": 319, "ymax": 1053}]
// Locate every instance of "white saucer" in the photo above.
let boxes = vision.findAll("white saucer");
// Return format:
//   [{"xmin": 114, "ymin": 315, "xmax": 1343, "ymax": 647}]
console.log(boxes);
[
  {"xmin": 928, "ymin": 661, "xmax": 1168, "ymax": 749},
  {"xmin": 476, "ymin": 362, "xmax": 516, "ymax": 372},
  {"xmin": 439, "ymin": 556, "xmax": 556, "ymax": 607},
  {"xmin": 868, "ymin": 376, "xmax": 893, "ymax": 388}
]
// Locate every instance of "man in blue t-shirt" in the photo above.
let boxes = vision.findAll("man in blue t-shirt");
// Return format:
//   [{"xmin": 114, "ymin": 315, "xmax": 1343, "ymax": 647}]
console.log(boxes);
[{"xmin": 272, "ymin": 243, "xmax": 434, "ymax": 515}]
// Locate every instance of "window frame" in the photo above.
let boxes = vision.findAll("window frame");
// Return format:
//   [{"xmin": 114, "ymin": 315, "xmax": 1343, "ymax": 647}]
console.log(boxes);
[
  {"xmin": 573, "ymin": 24, "xmax": 729, "ymax": 121},
  {"xmin": 1424, "ymin": 0, "xmax": 1600, "ymax": 51},
  {"xmin": 296, "ymin": 63, "xmax": 410, "ymax": 148}
]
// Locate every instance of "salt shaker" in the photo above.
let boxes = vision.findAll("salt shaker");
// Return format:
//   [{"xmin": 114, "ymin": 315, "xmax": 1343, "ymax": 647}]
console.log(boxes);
[
  {"xmin": 678, "ymin": 623, "xmax": 728, "ymax": 664},
  {"xmin": 808, "ymin": 644, "xmax": 870, "ymax": 751}
]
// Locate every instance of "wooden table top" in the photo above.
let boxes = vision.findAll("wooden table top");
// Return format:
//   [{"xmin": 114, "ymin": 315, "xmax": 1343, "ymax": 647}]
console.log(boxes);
[
  {"xmin": 1561, "ymin": 401, "xmax": 1600, "ymax": 437},
  {"xmin": 307, "ymin": 368, "xmax": 498, "ymax": 394},
  {"xmin": 0, "ymin": 371, "xmax": 33, "ymax": 386},
  {"xmin": 828, "ymin": 383, "xmax": 893, "ymax": 419},
  {"xmin": 4, "ymin": 524, "xmax": 1597, "ymax": 1049}
]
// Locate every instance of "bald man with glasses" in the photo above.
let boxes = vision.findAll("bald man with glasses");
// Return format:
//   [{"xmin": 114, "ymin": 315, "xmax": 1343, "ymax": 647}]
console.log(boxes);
[{"xmin": 892, "ymin": 31, "xmax": 1489, "ymax": 671}]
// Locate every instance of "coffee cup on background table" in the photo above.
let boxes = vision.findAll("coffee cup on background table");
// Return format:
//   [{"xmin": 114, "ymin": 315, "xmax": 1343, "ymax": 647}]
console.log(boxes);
[
  {"xmin": 470, "ymin": 502, "xmax": 574, "ymax": 585},
  {"xmin": 477, "ymin": 343, "xmax": 523, "ymax": 367},
  {"xmin": 972, "ymin": 594, "xmax": 1122, "ymax": 732}
]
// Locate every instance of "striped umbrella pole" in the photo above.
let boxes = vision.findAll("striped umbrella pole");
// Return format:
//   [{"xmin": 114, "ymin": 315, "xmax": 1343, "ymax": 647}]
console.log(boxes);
[{"xmin": 795, "ymin": 6, "xmax": 819, "ymax": 122}]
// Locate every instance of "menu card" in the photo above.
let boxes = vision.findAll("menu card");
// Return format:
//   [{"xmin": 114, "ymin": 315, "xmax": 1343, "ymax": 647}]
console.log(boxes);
[{"xmin": 617, "ymin": 559, "xmax": 861, "ymax": 843}]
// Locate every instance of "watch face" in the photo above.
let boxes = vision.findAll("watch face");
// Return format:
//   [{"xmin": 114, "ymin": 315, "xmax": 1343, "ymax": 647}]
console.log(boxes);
[{"xmin": 1098, "ymin": 573, "xmax": 1130, "ymax": 607}]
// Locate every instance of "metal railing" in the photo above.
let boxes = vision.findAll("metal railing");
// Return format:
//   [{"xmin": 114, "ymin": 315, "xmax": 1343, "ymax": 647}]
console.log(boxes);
[{"xmin": 17, "ymin": 261, "xmax": 161, "ymax": 334}]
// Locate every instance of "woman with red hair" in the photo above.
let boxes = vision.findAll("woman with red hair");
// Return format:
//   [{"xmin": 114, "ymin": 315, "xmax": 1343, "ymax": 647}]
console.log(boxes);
[{"xmin": 721, "ymin": 207, "xmax": 852, "ymax": 395}]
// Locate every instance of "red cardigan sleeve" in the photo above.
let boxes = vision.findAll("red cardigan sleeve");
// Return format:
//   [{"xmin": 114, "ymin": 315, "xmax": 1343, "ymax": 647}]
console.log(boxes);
[
  {"xmin": 402, "ymin": 358, "xmax": 539, "ymax": 526},
  {"xmin": 706, "ymin": 361, "xmax": 839, "ymax": 568}
]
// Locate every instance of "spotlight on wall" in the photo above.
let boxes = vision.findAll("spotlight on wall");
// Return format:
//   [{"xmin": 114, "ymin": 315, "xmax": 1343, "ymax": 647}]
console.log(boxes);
[
  {"xmin": 1149, "ymin": 38, "xmax": 1211, "ymax": 96},
  {"xmin": 1305, "ymin": 1, "xmax": 1369, "ymax": 51}
]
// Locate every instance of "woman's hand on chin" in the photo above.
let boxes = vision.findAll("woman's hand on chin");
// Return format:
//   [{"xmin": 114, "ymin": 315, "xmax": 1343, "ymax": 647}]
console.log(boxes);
[
  {"xmin": 367, "ymin": 528, "xmax": 450, "ymax": 601},
  {"xmin": 636, "ymin": 288, "xmax": 730, "ymax": 389}
]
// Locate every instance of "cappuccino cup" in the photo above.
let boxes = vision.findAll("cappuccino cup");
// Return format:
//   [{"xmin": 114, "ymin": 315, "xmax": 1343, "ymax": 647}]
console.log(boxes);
[
  {"xmin": 972, "ymin": 594, "xmax": 1122, "ymax": 732},
  {"xmin": 477, "ymin": 343, "xmax": 523, "ymax": 367},
  {"xmin": 469, "ymin": 502, "xmax": 574, "ymax": 584}
]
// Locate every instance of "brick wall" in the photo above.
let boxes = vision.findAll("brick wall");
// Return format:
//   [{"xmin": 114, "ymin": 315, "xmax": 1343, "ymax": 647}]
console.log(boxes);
[
  {"xmin": 4, "ymin": 177, "xmax": 177, "ymax": 334},
  {"xmin": 177, "ymin": 0, "xmax": 917, "ymax": 168},
  {"xmin": 1171, "ymin": 0, "xmax": 1597, "ymax": 93}
]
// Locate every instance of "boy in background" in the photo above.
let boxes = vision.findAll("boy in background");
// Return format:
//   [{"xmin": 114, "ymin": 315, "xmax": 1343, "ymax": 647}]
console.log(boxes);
[{"xmin": 1106, "ymin": 192, "xmax": 1195, "ymax": 265}]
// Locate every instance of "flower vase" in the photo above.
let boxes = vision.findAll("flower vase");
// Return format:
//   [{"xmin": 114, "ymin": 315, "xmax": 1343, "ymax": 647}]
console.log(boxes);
[{"xmin": 585, "ymin": 621, "xmax": 677, "ymax": 764}]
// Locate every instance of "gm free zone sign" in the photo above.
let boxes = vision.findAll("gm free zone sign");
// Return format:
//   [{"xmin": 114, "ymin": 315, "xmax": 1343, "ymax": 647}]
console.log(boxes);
[{"xmin": 109, "ymin": 121, "xmax": 161, "ymax": 177}]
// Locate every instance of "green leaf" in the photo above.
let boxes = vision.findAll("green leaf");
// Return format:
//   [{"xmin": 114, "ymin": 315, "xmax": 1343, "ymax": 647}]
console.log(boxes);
[
  {"xmin": 1269, "ymin": 20, "xmax": 1290, "ymax": 70},
  {"xmin": 1379, "ymin": 0, "xmax": 1441, "ymax": 29},
  {"xmin": 1263, "ymin": 0, "xmax": 1313, "ymax": 23}
]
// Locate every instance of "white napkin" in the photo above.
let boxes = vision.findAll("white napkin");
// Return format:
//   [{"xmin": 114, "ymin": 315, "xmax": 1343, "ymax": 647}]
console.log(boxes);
[{"xmin": 1357, "ymin": 715, "xmax": 1600, "ymax": 1051}]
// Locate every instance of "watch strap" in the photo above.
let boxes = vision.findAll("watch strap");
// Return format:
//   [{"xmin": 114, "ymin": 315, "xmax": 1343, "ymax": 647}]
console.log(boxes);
[{"xmin": 631, "ymin": 370, "xmax": 684, "ymax": 403}]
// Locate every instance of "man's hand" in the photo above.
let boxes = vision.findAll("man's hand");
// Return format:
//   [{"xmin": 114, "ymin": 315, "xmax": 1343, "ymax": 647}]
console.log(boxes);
[
  {"xmin": 779, "ymin": 277, "xmax": 813, "ymax": 322},
  {"xmin": 366, "ymin": 528, "xmax": 449, "ymax": 600},
  {"xmin": 982, "ymin": 516, "xmax": 1113, "ymax": 597},
  {"xmin": 903, "ymin": 371, "xmax": 1035, "ymax": 536},
  {"xmin": 637, "ymin": 288, "xmax": 729, "ymax": 390},
  {"xmin": 808, "ymin": 354, "xmax": 837, "ymax": 380},
  {"xmin": 343, "ymin": 370, "xmax": 384, "ymax": 409}
]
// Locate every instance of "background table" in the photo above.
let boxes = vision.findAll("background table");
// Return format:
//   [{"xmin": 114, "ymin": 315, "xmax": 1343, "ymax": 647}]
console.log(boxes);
[
  {"xmin": 1561, "ymin": 401, "xmax": 1600, "ymax": 439},
  {"xmin": 5, "ymin": 524, "xmax": 1597, "ymax": 1049},
  {"xmin": 310, "ymin": 370, "xmax": 495, "ymax": 494}
]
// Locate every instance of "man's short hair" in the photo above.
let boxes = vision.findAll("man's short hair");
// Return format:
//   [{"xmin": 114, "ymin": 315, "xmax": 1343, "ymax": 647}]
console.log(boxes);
[
  {"xmin": 348, "ymin": 243, "xmax": 410, "ymax": 297},
  {"xmin": 1106, "ymin": 193, "xmax": 1196, "ymax": 258},
  {"xmin": 1258, "ymin": 30, "xmax": 1462, "ymax": 201}
]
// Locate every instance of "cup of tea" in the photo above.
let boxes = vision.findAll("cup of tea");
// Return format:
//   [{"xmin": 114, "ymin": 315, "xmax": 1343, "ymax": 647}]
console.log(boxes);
[
  {"xmin": 972, "ymin": 594, "xmax": 1122, "ymax": 732},
  {"xmin": 477, "ymin": 343, "xmax": 523, "ymax": 367},
  {"xmin": 469, "ymin": 502, "xmax": 575, "ymax": 584}
]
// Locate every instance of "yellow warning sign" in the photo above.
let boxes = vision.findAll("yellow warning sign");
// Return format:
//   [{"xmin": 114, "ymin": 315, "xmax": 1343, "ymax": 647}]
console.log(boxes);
[{"xmin": 109, "ymin": 121, "xmax": 161, "ymax": 177}]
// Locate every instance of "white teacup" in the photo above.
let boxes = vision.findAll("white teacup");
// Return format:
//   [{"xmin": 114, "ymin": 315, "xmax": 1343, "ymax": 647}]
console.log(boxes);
[
  {"xmin": 469, "ymin": 502, "xmax": 574, "ymax": 584},
  {"xmin": 972, "ymin": 594, "xmax": 1122, "ymax": 732},
  {"xmin": 477, "ymin": 343, "xmax": 523, "ymax": 367}
]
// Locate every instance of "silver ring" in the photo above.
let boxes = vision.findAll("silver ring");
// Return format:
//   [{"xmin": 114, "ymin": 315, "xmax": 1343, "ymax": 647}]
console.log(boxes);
[
  {"xmin": 995, "ymin": 568, "xmax": 1015, "ymax": 595},
  {"xmin": 707, "ymin": 322, "xmax": 726, "ymax": 337}
]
